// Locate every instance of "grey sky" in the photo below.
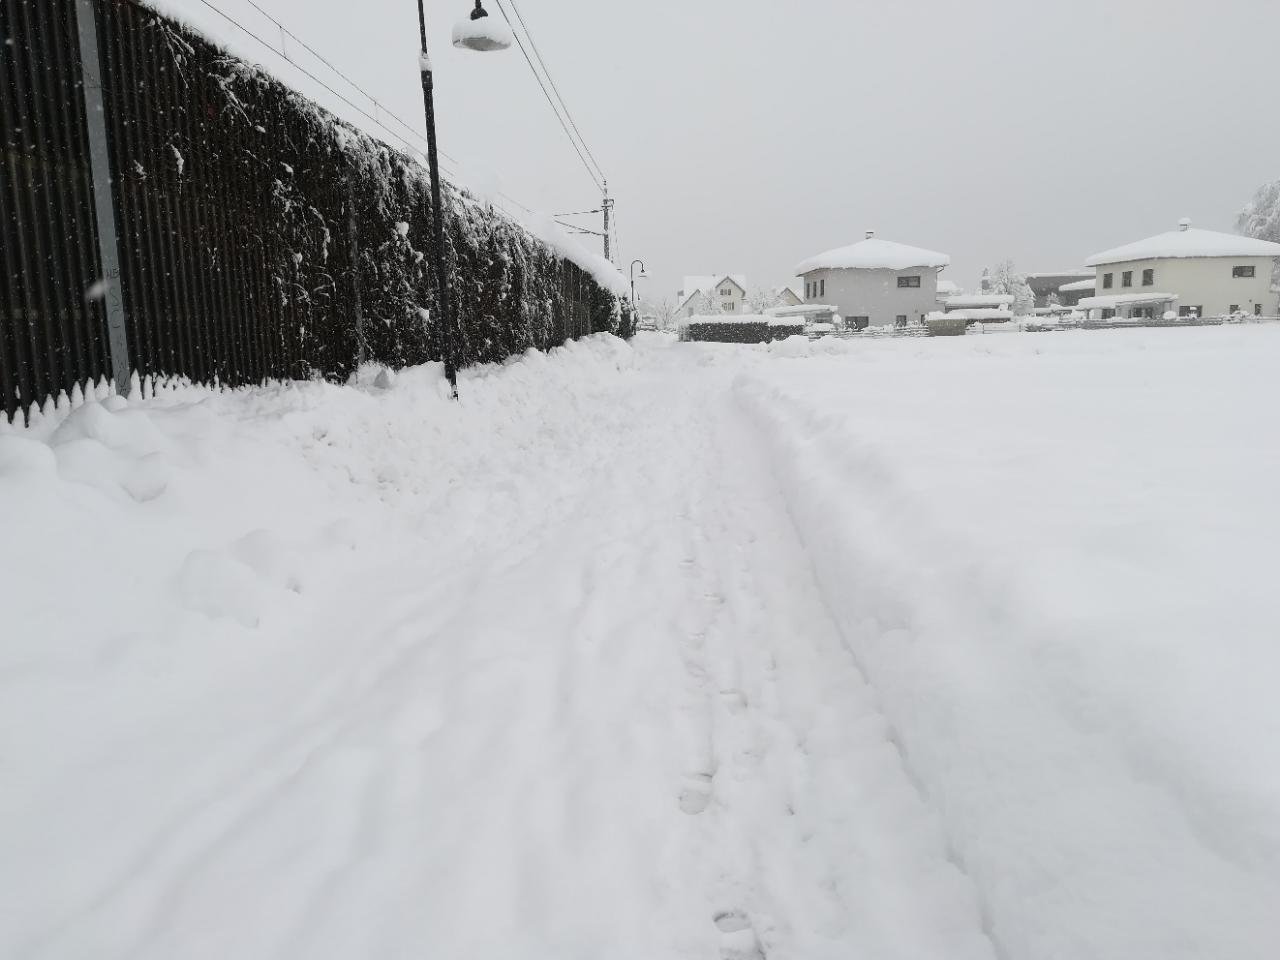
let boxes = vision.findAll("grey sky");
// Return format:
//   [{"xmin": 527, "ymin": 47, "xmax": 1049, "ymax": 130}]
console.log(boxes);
[{"xmin": 175, "ymin": 0, "xmax": 1280, "ymax": 299}]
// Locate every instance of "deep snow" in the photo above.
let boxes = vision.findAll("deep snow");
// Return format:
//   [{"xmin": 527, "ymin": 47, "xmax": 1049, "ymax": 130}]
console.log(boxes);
[{"xmin": 3, "ymin": 326, "xmax": 1280, "ymax": 958}]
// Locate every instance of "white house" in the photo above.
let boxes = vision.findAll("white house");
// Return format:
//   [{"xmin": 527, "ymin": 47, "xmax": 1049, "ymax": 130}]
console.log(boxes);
[
  {"xmin": 676, "ymin": 275, "xmax": 748, "ymax": 318},
  {"xmin": 795, "ymin": 231, "xmax": 951, "ymax": 329},
  {"xmin": 1081, "ymin": 219, "xmax": 1280, "ymax": 319}
]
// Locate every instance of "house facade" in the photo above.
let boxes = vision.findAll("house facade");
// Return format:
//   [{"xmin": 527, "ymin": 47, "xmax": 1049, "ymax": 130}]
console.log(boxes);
[
  {"xmin": 676, "ymin": 275, "xmax": 748, "ymax": 318},
  {"xmin": 1082, "ymin": 220, "xmax": 1280, "ymax": 319},
  {"xmin": 795, "ymin": 231, "xmax": 950, "ymax": 329}
]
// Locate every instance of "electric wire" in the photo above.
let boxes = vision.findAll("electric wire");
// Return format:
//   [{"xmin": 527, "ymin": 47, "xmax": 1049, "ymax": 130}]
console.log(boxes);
[
  {"xmin": 496, "ymin": 0, "xmax": 606, "ymax": 183},
  {"xmin": 489, "ymin": 0, "xmax": 603, "ymax": 192}
]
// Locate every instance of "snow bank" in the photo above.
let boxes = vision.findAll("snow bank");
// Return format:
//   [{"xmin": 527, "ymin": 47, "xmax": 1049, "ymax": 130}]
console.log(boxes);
[{"xmin": 735, "ymin": 326, "xmax": 1280, "ymax": 959}]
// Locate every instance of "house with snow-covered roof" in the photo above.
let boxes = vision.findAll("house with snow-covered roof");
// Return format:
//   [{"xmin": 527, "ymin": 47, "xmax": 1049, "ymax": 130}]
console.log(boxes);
[
  {"xmin": 1080, "ymin": 219, "xmax": 1280, "ymax": 319},
  {"xmin": 795, "ymin": 231, "xmax": 951, "ymax": 329},
  {"xmin": 676, "ymin": 275, "xmax": 748, "ymax": 318}
]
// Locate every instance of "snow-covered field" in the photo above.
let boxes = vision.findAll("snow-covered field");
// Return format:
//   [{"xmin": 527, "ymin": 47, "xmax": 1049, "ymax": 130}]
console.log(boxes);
[{"xmin": 3, "ymin": 326, "xmax": 1280, "ymax": 958}]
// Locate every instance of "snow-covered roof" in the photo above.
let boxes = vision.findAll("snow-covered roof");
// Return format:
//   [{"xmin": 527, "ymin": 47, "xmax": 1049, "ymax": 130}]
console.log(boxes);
[
  {"xmin": 944, "ymin": 294, "xmax": 1014, "ymax": 308},
  {"xmin": 1078, "ymin": 292, "xmax": 1179, "ymax": 309},
  {"xmin": 680, "ymin": 275, "xmax": 747, "ymax": 298},
  {"xmin": 936, "ymin": 279, "xmax": 961, "ymax": 296},
  {"xmin": 1025, "ymin": 270, "xmax": 1094, "ymax": 280},
  {"xmin": 1085, "ymin": 221, "xmax": 1280, "ymax": 266},
  {"xmin": 796, "ymin": 236, "xmax": 950, "ymax": 275},
  {"xmin": 1058, "ymin": 278, "xmax": 1097, "ymax": 293}
]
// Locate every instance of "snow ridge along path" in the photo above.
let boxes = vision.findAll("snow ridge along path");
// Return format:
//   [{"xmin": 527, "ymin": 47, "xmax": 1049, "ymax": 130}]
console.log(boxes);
[{"xmin": 4, "ymin": 329, "xmax": 1280, "ymax": 958}]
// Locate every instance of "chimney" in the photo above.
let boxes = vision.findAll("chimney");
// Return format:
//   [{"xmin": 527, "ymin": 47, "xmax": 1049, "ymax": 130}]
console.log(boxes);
[
  {"xmin": 1178, "ymin": 217, "xmax": 1192, "ymax": 232},
  {"xmin": 865, "ymin": 229, "xmax": 876, "ymax": 239}
]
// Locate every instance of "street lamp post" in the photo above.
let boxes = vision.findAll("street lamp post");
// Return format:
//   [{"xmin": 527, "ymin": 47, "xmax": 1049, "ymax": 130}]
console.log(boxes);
[
  {"xmin": 414, "ymin": 0, "xmax": 511, "ymax": 397},
  {"xmin": 630, "ymin": 258, "xmax": 647, "ymax": 308}
]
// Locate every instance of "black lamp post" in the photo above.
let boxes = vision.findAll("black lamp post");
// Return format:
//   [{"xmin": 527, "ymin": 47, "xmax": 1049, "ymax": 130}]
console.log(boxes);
[
  {"xmin": 630, "ymin": 259, "xmax": 646, "ymax": 307},
  {"xmin": 415, "ymin": 0, "xmax": 511, "ymax": 397}
]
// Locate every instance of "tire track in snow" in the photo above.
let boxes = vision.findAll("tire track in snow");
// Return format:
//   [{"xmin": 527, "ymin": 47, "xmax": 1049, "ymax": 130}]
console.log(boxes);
[{"xmin": 734, "ymin": 371, "xmax": 1280, "ymax": 960}]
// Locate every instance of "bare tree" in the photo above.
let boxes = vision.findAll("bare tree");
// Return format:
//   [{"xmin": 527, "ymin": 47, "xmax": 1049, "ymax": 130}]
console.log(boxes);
[{"xmin": 745, "ymin": 287, "xmax": 786, "ymax": 314}]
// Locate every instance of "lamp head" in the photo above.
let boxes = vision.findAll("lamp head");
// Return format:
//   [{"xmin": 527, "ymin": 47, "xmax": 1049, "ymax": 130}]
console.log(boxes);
[{"xmin": 452, "ymin": 2, "xmax": 513, "ymax": 52}]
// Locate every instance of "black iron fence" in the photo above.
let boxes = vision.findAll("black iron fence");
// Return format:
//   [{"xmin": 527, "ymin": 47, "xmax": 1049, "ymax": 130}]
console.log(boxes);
[{"xmin": 0, "ymin": 0, "xmax": 630, "ymax": 424}]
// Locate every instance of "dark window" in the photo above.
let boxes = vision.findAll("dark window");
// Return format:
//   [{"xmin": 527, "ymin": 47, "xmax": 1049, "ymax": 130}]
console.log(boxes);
[
  {"xmin": 1131, "ymin": 307, "xmax": 1154, "ymax": 319},
  {"xmin": 897, "ymin": 275, "xmax": 922, "ymax": 288},
  {"xmin": 1103, "ymin": 273, "xmax": 1113, "ymax": 289},
  {"xmin": 820, "ymin": 279, "xmax": 825, "ymax": 297},
  {"xmin": 1233, "ymin": 265, "xmax": 1256, "ymax": 278},
  {"xmin": 1101, "ymin": 308, "xmax": 1116, "ymax": 319},
  {"xmin": 849, "ymin": 315, "xmax": 869, "ymax": 330},
  {"xmin": 1257, "ymin": 304, "xmax": 1264, "ymax": 316},
  {"xmin": 1230, "ymin": 304, "xmax": 1240, "ymax": 314},
  {"xmin": 805, "ymin": 282, "xmax": 811, "ymax": 299},
  {"xmin": 1178, "ymin": 306, "xmax": 1202, "ymax": 317},
  {"xmin": 1122, "ymin": 271, "xmax": 1133, "ymax": 288},
  {"xmin": 895, "ymin": 314, "xmax": 908, "ymax": 327},
  {"xmin": 1142, "ymin": 269, "xmax": 1154, "ymax": 286}
]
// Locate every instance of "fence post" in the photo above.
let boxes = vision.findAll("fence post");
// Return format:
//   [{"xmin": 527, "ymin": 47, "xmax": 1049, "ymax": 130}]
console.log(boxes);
[
  {"xmin": 73, "ymin": 0, "xmax": 132, "ymax": 395},
  {"xmin": 346, "ymin": 174, "xmax": 366, "ymax": 367}
]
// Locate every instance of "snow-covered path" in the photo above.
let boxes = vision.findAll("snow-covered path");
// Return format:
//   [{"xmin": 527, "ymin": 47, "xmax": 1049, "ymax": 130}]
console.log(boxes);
[{"xmin": 4, "ymin": 329, "xmax": 1280, "ymax": 958}]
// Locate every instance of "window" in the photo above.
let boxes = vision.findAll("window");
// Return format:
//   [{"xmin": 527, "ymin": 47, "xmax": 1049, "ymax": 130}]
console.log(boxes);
[
  {"xmin": 897, "ymin": 275, "xmax": 922, "ymax": 288},
  {"xmin": 1130, "ymin": 307, "xmax": 1154, "ymax": 319},
  {"xmin": 1103, "ymin": 273, "xmax": 1113, "ymax": 289},
  {"xmin": 1178, "ymin": 306, "xmax": 1202, "ymax": 317},
  {"xmin": 849, "ymin": 315, "xmax": 869, "ymax": 330},
  {"xmin": 725, "ymin": 302, "xmax": 736, "ymax": 312},
  {"xmin": 720, "ymin": 287, "xmax": 733, "ymax": 296},
  {"xmin": 1142, "ymin": 269, "xmax": 1154, "ymax": 286},
  {"xmin": 895, "ymin": 314, "xmax": 908, "ymax": 327},
  {"xmin": 820, "ymin": 279, "xmax": 826, "ymax": 297},
  {"xmin": 1122, "ymin": 271, "xmax": 1133, "ymax": 288},
  {"xmin": 805, "ymin": 282, "xmax": 812, "ymax": 299},
  {"xmin": 1232, "ymin": 265, "xmax": 1256, "ymax": 278},
  {"xmin": 1257, "ymin": 304, "xmax": 1264, "ymax": 316},
  {"xmin": 1101, "ymin": 308, "xmax": 1116, "ymax": 319},
  {"xmin": 1230, "ymin": 304, "xmax": 1240, "ymax": 314}
]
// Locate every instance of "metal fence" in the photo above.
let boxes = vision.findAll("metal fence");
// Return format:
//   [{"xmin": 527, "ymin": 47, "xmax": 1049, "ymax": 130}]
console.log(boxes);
[{"xmin": 1, "ymin": 0, "xmax": 625, "ymax": 424}]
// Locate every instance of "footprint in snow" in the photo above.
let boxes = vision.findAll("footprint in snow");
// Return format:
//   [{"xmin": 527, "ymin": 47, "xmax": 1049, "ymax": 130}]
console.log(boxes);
[
  {"xmin": 678, "ymin": 772, "xmax": 713, "ymax": 815},
  {"xmin": 714, "ymin": 911, "xmax": 764, "ymax": 960}
]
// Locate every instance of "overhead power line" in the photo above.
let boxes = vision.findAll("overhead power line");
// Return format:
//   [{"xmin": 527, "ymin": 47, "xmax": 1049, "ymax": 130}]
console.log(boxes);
[
  {"xmin": 497, "ymin": 0, "xmax": 606, "ymax": 184},
  {"xmin": 490, "ymin": 0, "xmax": 604, "ymax": 193}
]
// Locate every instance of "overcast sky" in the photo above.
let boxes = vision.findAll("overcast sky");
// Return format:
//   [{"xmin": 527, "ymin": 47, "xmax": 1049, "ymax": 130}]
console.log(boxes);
[{"xmin": 170, "ymin": 0, "xmax": 1280, "ymax": 299}]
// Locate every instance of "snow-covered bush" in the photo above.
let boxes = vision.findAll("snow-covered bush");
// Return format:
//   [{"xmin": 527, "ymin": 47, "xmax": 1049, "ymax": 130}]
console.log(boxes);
[{"xmin": 118, "ymin": 5, "xmax": 632, "ymax": 386}]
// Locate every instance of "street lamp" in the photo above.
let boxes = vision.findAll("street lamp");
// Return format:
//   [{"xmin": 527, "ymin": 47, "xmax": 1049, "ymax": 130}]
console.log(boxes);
[
  {"xmin": 415, "ymin": 0, "xmax": 512, "ymax": 397},
  {"xmin": 630, "ymin": 258, "xmax": 647, "ymax": 307}
]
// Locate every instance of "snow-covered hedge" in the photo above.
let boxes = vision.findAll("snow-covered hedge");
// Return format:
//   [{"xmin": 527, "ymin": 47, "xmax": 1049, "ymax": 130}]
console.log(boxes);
[
  {"xmin": 119, "ymin": 2, "xmax": 633, "ymax": 385},
  {"xmin": 682, "ymin": 316, "xmax": 802, "ymax": 344}
]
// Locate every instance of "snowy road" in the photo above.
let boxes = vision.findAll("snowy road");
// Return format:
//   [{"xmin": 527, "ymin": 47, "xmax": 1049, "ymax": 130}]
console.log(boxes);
[{"xmin": 4, "ymin": 329, "xmax": 1280, "ymax": 958}]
